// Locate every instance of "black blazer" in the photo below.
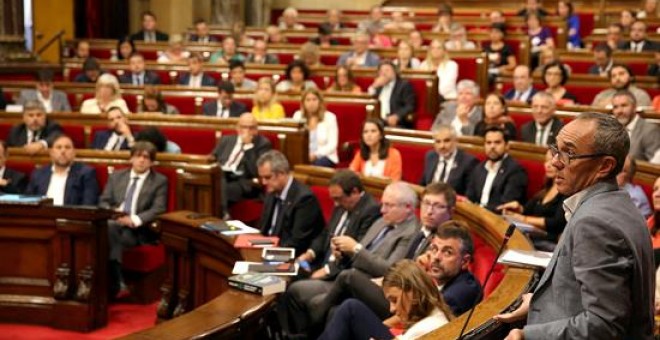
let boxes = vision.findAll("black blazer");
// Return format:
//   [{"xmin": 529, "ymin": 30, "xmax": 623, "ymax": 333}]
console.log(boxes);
[
  {"xmin": 177, "ymin": 73, "xmax": 217, "ymax": 87},
  {"xmin": 130, "ymin": 30, "xmax": 169, "ymax": 42},
  {"xmin": 212, "ymin": 134, "xmax": 272, "ymax": 192},
  {"xmin": 259, "ymin": 178, "xmax": 325, "ymax": 256},
  {"xmin": 520, "ymin": 118, "xmax": 564, "ymax": 146},
  {"xmin": 6, "ymin": 119, "xmax": 63, "ymax": 147},
  {"xmin": 374, "ymin": 78, "xmax": 417, "ymax": 128},
  {"xmin": 202, "ymin": 100, "xmax": 247, "ymax": 117},
  {"xmin": 618, "ymin": 40, "xmax": 658, "ymax": 52},
  {"xmin": 118, "ymin": 71, "xmax": 162, "ymax": 85},
  {"xmin": 91, "ymin": 129, "xmax": 131, "ymax": 151},
  {"xmin": 1, "ymin": 167, "xmax": 28, "ymax": 194},
  {"xmin": 25, "ymin": 162, "xmax": 99, "ymax": 206},
  {"xmin": 420, "ymin": 149, "xmax": 479, "ymax": 196},
  {"xmin": 188, "ymin": 34, "xmax": 218, "ymax": 43},
  {"xmin": 466, "ymin": 156, "xmax": 529, "ymax": 212},
  {"xmin": 503, "ymin": 87, "xmax": 539, "ymax": 104},
  {"xmin": 442, "ymin": 270, "xmax": 482, "ymax": 315}
]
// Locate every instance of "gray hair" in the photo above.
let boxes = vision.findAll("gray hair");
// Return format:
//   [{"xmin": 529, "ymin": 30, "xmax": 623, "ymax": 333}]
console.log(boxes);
[
  {"xmin": 532, "ymin": 91, "xmax": 556, "ymax": 109},
  {"xmin": 385, "ymin": 181, "xmax": 418, "ymax": 208},
  {"xmin": 612, "ymin": 89, "xmax": 637, "ymax": 106},
  {"xmin": 257, "ymin": 150, "xmax": 290, "ymax": 174},
  {"xmin": 431, "ymin": 123, "xmax": 457, "ymax": 138},
  {"xmin": 23, "ymin": 99, "xmax": 46, "ymax": 113},
  {"xmin": 456, "ymin": 79, "xmax": 479, "ymax": 97},
  {"xmin": 576, "ymin": 112, "xmax": 629, "ymax": 179}
]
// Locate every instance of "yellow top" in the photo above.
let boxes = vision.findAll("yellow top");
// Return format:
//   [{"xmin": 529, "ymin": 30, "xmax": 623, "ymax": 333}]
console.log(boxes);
[{"xmin": 252, "ymin": 103, "xmax": 285, "ymax": 120}]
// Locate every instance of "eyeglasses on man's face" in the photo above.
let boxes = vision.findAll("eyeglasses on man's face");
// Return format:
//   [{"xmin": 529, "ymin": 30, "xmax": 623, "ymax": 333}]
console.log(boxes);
[{"xmin": 548, "ymin": 144, "xmax": 608, "ymax": 165}]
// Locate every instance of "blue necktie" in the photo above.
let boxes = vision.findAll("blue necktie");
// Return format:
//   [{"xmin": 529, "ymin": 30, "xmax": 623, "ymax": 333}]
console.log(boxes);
[
  {"xmin": 367, "ymin": 225, "xmax": 394, "ymax": 250},
  {"xmin": 123, "ymin": 177, "xmax": 139, "ymax": 214}
]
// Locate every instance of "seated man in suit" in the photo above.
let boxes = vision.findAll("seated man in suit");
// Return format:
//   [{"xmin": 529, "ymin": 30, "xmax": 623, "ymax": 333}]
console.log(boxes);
[
  {"xmin": 7, "ymin": 100, "xmax": 63, "ymax": 155},
  {"xmin": 592, "ymin": 63, "xmax": 652, "ymax": 108},
  {"xmin": 130, "ymin": 11, "xmax": 169, "ymax": 42},
  {"xmin": 588, "ymin": 44, "xmax": 614, "ymax": 77},
  {"xmin": 612, "ymin": 90, "xmax": 660, "ymax": 164},
  {"xmin": 296, "ymin": 170, "xmax": 382, "ymax": 277},
  {"xmin": 100, "ymin": 141, "xmax": 168, "ymax": 298},
  {"xmin": 367, "ymin": 61, "xmax": 416, "ymax": 128},
  {"xmin": 188, "ymin": 18, "xmax": 217, "ymax": 43},
  {"xmin": 25, "ymin": 134, "xmax": 99, "ymax": 206},
  {"xmin": 257, "ymin": 150, "xmax": 325, "ymax": 256},
  {"xmin": 17, "ymin": 70, "xmax": 71, "ymax": 113},
  {"xmin": 619, "ymin": 21, "xmax": 658, "ymax": 52},
  {"xmin": 520, "ymin": 92, "xmax": 563, "ymax": 146},
  {"xmin": 245, "ymin": 39, "xmax": 280, "ymax": 65},
  {"xmin": 118, "ymin": 53, "xmax": 161, "ymax": 86},
  {"xmin": 432, "ymin": 79, "xmax": 483, "ymax": 136},
  {"xmin": 91, "ymin": 106, "xmax": 135, "ymax": 151},
  {"xmin": 420, "ymin": 124, "xmax": 479, "ymax": 195},
  {"xmin": 0, "ymin": 140, "xmax": 27, "ymax": 194},
  {"xmin": 337, "ymin": 32, "xmax": 381, "ymax": 68},
  {"xmin": 504, "ymin": 65, "xmax": 538, "ymax": 104},
  {"xmin": 280, "ymin": 181, "xmax": 419, "ymax": 337},
  {"xmin": 210, "ymin": 113, "xmax": 271, "ymax": 214},
  {"xmin": 178, "ymin": 53, "xmax": 217, "ymax": 88},
  {"xmin": 73, "ymin": 57, "xmax": 103, "ymax": 83},
  {"xmin": 466, "ymin": 126, "xmax": 528, "ymax": 212},
  {"xmin": 202, "ymin": 81, "xmax": 247, "ymax": 117},
  {"xmin": 228, "ymin": 61, "xmax": 258, "ymax": 91}
]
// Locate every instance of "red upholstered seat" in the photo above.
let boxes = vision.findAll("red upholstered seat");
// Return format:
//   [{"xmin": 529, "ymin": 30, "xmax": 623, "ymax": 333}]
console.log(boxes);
[
  {"xmin": 469, "ymin": 231, "xmax": 505, "ymax": 298},
  {"xmin": 61, "ymin": 124, "xmax": 87, "ymax": 149},
  {"xmin": 166, "ymin": 96, "xmax": 199, "ymax": 115},
  {"xmin": 5, "ymin": 160, "xmax": 37, "ymax": 178},
  {"xmin": 152, "ymin": 166, "xmax": 178, "ymax": 212},
  {"xmin": 157, "ymin": 126, "xmax": 217, "ymax": 155},
  {"xmin": 0, "ymin": 123, "xmax": 13, "ymax": 141},
  {"xmin": 122, "ymin": 244, "xmax": 166, "ymax": 273},
  {"xmin": 229, "ymin": 199, "xmax": 264, "ymax": 228},
  {"xmin": 389, "ymin": 141, "xmax": 431, "ymax": 183},
  {"xmin": 517, "ymin": 158, "xmax": 547, "ymax": 200},
  {"xmin": 311, "ymin": 185, "xmax": 333, "ymax": 222},
  {"xmin": 509, "ymin": 112, "xmax": 535, "ymax": 133}
]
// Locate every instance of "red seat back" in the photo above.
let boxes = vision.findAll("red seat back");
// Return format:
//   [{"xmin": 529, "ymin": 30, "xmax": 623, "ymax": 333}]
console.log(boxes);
[
  {"xmin": 61, "ymin": 124, "xmax": 87, "ymax": 149},
  {"xmin": 311, "ymin": 185, "xmax": 333, "ymax": 222},
  {"xmin": 157, "ymin": 126, "xmax": 217, "ymax": 155},
  {"xmin": 468, "ymin": 231, "xmax": 505, "ymax": 298},
  {"xmin": 389, "ymin": 141, "xmax": 430, "ymax": 183}
]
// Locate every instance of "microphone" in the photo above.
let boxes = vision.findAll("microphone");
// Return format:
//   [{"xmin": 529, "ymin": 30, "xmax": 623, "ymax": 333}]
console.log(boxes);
[{"xmin": 457, "ymin": 223, "xmax": 516, "ymax": 340}]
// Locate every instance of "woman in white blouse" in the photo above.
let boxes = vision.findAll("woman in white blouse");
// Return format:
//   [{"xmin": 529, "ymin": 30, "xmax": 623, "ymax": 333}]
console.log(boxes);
[
  {"xmin": 418, "ymin": 39, "xmax": 459, "ymax": 100},
  {"xmin": 293, "ymin": 89, "xmax": 338, "ymax": 167},
  {"xmin": 80, "ymin": 73, "xmax": 129, "ymax": 114}
]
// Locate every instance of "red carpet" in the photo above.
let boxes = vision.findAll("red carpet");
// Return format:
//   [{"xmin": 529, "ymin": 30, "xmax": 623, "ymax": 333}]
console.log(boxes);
[{"xmin": 0, "ymin": 303, "xmax": 158, "ymax": 340}]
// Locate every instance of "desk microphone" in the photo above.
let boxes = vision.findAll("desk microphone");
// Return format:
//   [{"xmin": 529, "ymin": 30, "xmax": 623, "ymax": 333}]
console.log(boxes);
[{"xmin": 457, "ymin": 223, "xmax": 516, "ymax": 340}]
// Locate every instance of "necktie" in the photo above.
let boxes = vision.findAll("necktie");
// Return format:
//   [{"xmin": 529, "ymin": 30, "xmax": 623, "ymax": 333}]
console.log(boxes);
[
  {"xmin": 367, "ymin": 225, "xmax": 394, "ymax": 250},
  {"xmin": 31, "ymin": 131, "xmax": 39, "ymax": 143},
  {"xmin": 123, "ymin": 177, "xmax": 139, "ymax": 214},
  {"xmin": 111, "ymin": 135, "xmax": 122, "ymax": 150},
  {"xmin": 226, "ymin": 145, "xmax": 244, "ymax": 169},
  {"xmin": 268, "ymin": 197, "xmax": 283, "ymax": 235},
  {"xmin": 334, "ymin": 213, "xmax": 351, "ymax": 237},
  {"xmin": 514, "ymin": 92, "xmax": 522, "ymax": 100},
  {"xmin": 406, "ymin": 231, "xmax": 427, "ymax": 259},
  {"xmin": 436, "ymin": 160, "xmax": 447, "ymax": 183}
]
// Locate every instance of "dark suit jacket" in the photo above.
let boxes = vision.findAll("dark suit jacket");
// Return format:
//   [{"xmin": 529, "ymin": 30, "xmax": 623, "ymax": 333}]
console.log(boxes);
[
  {"xmin": 420, "ymin": 149, "xmax": 479, "ymax": 195},
  {"xmin": 503, "ymin": 87, "xmax": 539, "ymax": 104},
  {"xmin": 0, "ymin": 88, "xmax": 6, "ymax": 110},
  {"xmin": 25, "ymin": 162, "xmax": 99, "ymax": 206},
  {"xmin": 91, "ymin": 129, "xmax": 131, "ymax": 151},
  {"xmin": 177, "ymin": 72, "xmax": 217, "ymax": 87},
  {"xmin": 1, "ymin": 167, "xmax": 28, "ymax": 194},
  {"xmin": 188, "ymin": 34, "xmax": 218, "ymax": 43},
  {"xmin": 374, "ymin": 78, "xmax": 417, "ymax": 128},
  {"xmin": 6, "ymin": 119, "xmax": 63, "ymax": 147},
  {"xmin": 202, "ymin": 100, "xmax": 247, "ymax": 117},
  {"xmin": 520, "ymin": 117, "xmax": 564, "ymax": 146},
  {"xmin": 466, "ymin": 156, "xmax": 528, "ymax": 212},
  {"xmin": 442, "ymin": 270, "xmax": 482, "ymax": 315},
  {"xmin": 212, "ymin": 134, "xmax": 271, "ymax": 192},
  {"xmin": 118, "ymin": 71, "xmax": 162, "ymax": 85},
  {"xmin": 618, "ymin": 39, "xmax": 658, "ymax": 52},
  {"xmin": 245, "ymin": 53, "xmax": 280, "ymax": 64},
  {"xmin": 73, "ymin": 73, "xmax": 102, "ymax": 83},
  {"xmin": 99, "ymin": 168, "xmax": 168, "ymax": 243},
  {"xmin": 259, "ymin": 178, "xmax": 325, "ymax": 256},
  {"xmin": 130, "ymin": 30, "xmax": 169, "ymax": 42}
]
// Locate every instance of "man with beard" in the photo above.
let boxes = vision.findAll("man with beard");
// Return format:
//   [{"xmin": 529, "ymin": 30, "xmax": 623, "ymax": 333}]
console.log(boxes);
[
  {"xmin": 611, "ymin": 90, "xmax": 660, "ymax": 163},
  {"xmin": 91, "ymin": 106, "xmax": 135, "ymax": 151},
  {"xmin": 466, "ymin": 126, "xmax": 528, "ymax": 212},
  {"xmin": 592, "ymin": 63, "xmax": 652, "ymax": 108}
]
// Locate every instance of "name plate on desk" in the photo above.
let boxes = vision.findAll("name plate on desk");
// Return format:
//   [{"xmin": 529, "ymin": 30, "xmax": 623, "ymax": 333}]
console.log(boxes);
[{"xmin": 0, "ymin": 194, "xmax": 51, "ymax": 205}]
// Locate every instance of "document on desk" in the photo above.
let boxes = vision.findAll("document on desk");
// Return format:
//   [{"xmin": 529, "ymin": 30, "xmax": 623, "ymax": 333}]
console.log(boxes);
[
  {"xmin": 502, "ymin": 215, "xmax": 548, "ymax": 237},
  {"xmin": 498, "ymin": 249, "xmax": 553, "ymax": 269},
  {"xmin": 221, "ymin": 220, "xmax": 261, "ymax": 235},
  {"xmin": 0, "ymin": 194, "xmax": 46, "ymax": 204}
]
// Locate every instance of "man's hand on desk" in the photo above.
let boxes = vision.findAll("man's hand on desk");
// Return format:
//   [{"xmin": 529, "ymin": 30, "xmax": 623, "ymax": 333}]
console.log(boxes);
[{"xmin": 116, "ymin": 215, "xmax": 136, "ymax": 228}]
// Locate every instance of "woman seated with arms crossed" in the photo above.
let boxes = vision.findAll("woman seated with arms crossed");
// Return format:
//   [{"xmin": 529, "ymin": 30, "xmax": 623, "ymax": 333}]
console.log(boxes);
[
  {"xmin": 648, "ymin": 176, "xmax": 660, "ymax": 249},
  {"xmin": 349, "ymin": 118, "xmax": 402, "ymax": 180},
  {"xmin": 474, "ymin": 93, "xmax": 517, "ymax": 139},
  {"xmin": 497, "ymin": 149, "xmax": 567, "ymax": 251},
  {"xmin": 418, "ymin": 39, "xmax": 458, "ymax": 100},
  {"xmin": 251, "ymin": 77, "xmax": 285, "ymax": 120},
  {"xmin": 542, "ymin": 60, "xmax": 578, "ymax": 106},
  {"xmin": 318, "ymin": 260, "xmax": 452, "ymax": 340},
  {"xmin": 326, "ymin": 66, "xmax": 362, "ymax": 94},
  {"xmin": 293, "ymin": 89, "xmax": 338, "ymax": 167},
  {"xmin": 393, "ymin": 40, "xmax": 421, "ymax": 71},
  {"xmin": 80, "ymin": 73, "xmax": 129, "ymax": 114},
  {"xmin": 275, "ymin": 60, "xmax": 318, "ymax": 93}
]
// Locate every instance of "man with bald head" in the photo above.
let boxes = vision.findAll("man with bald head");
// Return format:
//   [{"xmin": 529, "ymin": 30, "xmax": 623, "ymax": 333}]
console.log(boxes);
[
  {"xmin": 210, "ymin": 113, "xmax": 272, "ymax": 214},
  {"xmin": 504, "ymin": 65, "xmax": 538, "ymax": 104},
  {"xmin": 521, "ymin": 92, "xmax": 564, "ymax": 146}
]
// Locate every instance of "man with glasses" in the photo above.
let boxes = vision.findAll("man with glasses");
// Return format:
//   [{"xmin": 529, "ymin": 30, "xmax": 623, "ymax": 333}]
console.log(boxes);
[{"xmin": 497, "ymin": 112, "xmax": 655, "ymax": 339}]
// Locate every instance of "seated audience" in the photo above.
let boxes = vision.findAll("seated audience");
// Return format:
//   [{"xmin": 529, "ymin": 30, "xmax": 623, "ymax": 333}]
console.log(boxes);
[
  {"xmin": 432, "ymin": 79, "xmax": 482, "ymax": 135},
  {"xmin": 408, "ymin": 30, "xmax": 424, "ymax": 50},
  {"xmin": 498, "ymin": 149, "xmax": 566, "ymax": 251},
  {"xmin": 25, "ymin": 134, "xmax": 99, "ymax": 206},
  {"xmin": 18, "ymin": 70, "xmax": 71, "ymax": 113},
  {"xmin": 557, "ymin": 0, "xmax": 582, "ymax": 49},
  {"xmin": 367, "ymin": 25, "xmax": 393, "ymax": 49},
  {"xmin": 649, "ymin": 176, "xmax": 660, "ymax": 248},
  {"xmin": 542, "ymin": 61, "xmax": 578, "ymax": 105},
  {"xmin": 203, "ymin": 81, "xmax": 247, "ymax": 118},
  {"xmin": 210, "ymin": 113, "xmax": 271, "ymax": 214},
  {"xmin": 157, "ymin": 34, "xmax": 189, "ymax": 63},
  {"xmin": 279, "ymin": 7, "xmax": 305, "ymax": 30},
  {"xmin": 130, "ymin": 11, "xmax": 169, "ymax": 42},
  {"xmin": 140, "ymin": 87, "xmax": 179, "ymax": 114},
  {"xmin": 649, "ymin": 50, "xmax": 660, "ymax": 77},
  {"xmin": 7, "ymin": 100, "xmax": 63, "ymax": 154},
  {"xmin": 466, "ymin": 126, "xmax": 528, "ymax": 212},
  {"xmin": 228, "ymin": 60, "xmax": 257, "ymax": 90},
  {"xmin": 517, "ymin": 0, "xmax": 549, "ymax": 17},
  {"xmin": 419, "ymin": 39, "xmax": 458, "ymax": 100},
  {"xmin": 638, "ymin": 0, "xmax": 659, "ymax": 18},
  {"xmin": 617, "ymin": 155, "xmax": 652, "ymax": 218},
  {"xmin": 113, "ymin": 36, "xmax": 136, "ymax": 61},
  {"xmin": 392, "ymin": 40, "xmax": 420, "ymax": 71},
  {"xmin": 231, "ymin": 21, "xmax": 255, "ymax": 46},
  {"xmin": 588, "ymin": 44, "xmax": 614, "ymax": 77},
  {"xmin": 0, "ymin": 140, "xmax": 27, "ymax": 194},
  {"xmin": 611, "ymin": 90, "xmax": 660, "ymax": 163},
  {"xmin": 592, "ymin": 64, "xmax": 652, "ymax": 108},
  {"xmin": 293, "ymin": 89, "xmax": 338, "ymax": 167},
  {"xmin": 620, "ymin": 9, "xmax": 636, "ymax": 33},
  {"xmin": 210, "ymin": 36, "xmax": 245, "ymax": 65},
  {"xmin": 310, "ymin": 23, "xmax": 340, "ymax": 47},
  {"xmin": 368, "ymin": 61, "xmax": 416, "ymax": 128},
  {"xmin": 484, "ymin": 24, "xmax": 517, "ymax": 83},
  {"xmin": 135, "ymin": 127, "xmax": 181, "ymax": 154},
  {"xmin": 432, "ymin": 4, "xmax": 461, "ymax": 33},
  {"xmin": 325, "ymin": 9, "xmax": 345, "ymax": 31},
  {"xmin": 383, "ymin": 10, "xmax": 416, "ymax": 32},
  {"xmin": 91, "ymin": 106, "xmax": 134, "ymax": 151},
  {"xmin": 358, "ymin": 6, "xmax": 390, "ymax": 33},
  {"xmin": 101, "ymin": 141, "xmax": 168, "ymax": 298},
  {"xmin": 81, "ymin": 74, "xmax": 129, "ymax": 114},
  {"xmin": 349, "ymin": 118, "xmax": 402, "ymax": 180},
  {"xmin": 118, "ymin": 53, "xmax": 162, "ymax": 86},
  {"xmin": 73, "ymin": 40, "xmax": 90, "ymax": 59},
  {"xmin": 606, "ymin": 23, "xmax": 625, "ymax": 51},
  {"xmin": 474, "ymin": 93, "xmax": 517, "ymax": 139},
  {"xmin": 526, "ymin": 13, "xmax": 554, "ymax": 69},
  {"xmin": 619, "ymin": 20, "xmax": 658, "ymax": 52},
  {"xmin": 245, "ymin": 39, "xmax": 279, "ymax": 64},
  {"xmin": 327, "ymin": 65, "xmax": 363, "ymax": 94},
  {"xmin": 504, "ymin": 65, "xmax": 538, "ymax": 104},
  {"xmin": 298, "ymin": 42, "xmax": 323, "ymax": 68},
  {"xmin": 276, "ymin": 60, "xmax": 318, "ymax": 93},
  {"xmin": 521, "ymin": 92, "xmax": 564, "ymax": 146},
  {"xmin": 178, "ymin": 53, "xmax": 217, "ymax": 88},
  {"xmin": 532, "ymin": 45, "xmax": 561, "ymax": 76},
  {"xmin": 337, "ymin": 32, "xmax": 381, "ymax": 68},
  {"xmin": 444, "ymin": 25, "xmax": 477, "ymax": 50},
  {"xmin": 252, "ymin": 77, "xmax": 285, "ymax": 120},
  {"xmin": 74, "ymin": 57, "xmax": 103, "ymax": 83},
  {"xmin": 257, "ymin": 150, "xmax": 325, "ymax": 256},
  {"xmin": 188, "ymin": 18, "xmax": 217, "ymax": 43},
  {"xmin": 490, "ymin": 10, "xmax": 506, "ymax": 26},
  {"xmin": 265, "ymin": 25, "xmax": 287, "ymax": 44},
  {"xmin": 420, "ymin": 125, "xmax": 479, "ymax": 195}
]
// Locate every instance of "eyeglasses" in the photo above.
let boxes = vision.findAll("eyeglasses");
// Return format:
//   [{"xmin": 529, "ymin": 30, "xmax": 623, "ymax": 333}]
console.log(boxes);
[
  {"xmin": 421, "ymin": 200, "xmax": 448, "ymax": 212},
  {"xmin": 548, "ymin": 144, "xmax": 609, "ymax": 165}
]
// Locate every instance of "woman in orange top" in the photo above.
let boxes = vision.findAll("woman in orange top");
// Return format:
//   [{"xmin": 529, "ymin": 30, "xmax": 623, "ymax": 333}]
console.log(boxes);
[
  {"xmin": 648, "ymin": 176, "xmax": 660, "ymax": 248},
  {"xmin": 349, "ymin": 118, "xmax": 402, "ymax": 180}
]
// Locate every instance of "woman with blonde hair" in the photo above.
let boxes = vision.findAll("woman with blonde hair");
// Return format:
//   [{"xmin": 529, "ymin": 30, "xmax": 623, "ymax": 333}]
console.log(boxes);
[
  {"xmin": 251, "ymin": 77, "xmax": 285, "ymax": 120},
  {"xmin": 418, "ymin": 39, "xmax": 458, "ymax": 100},
  {"xmin": 157, "ymin": 34, "xmax": 190, "ymax": 63},
  {"xmin": 298, "ymin": 42, "xmax": 323, "ymax": 68},
  {"xmin": 393, "ymin": 40, "xmax": 421, "ymax": 71},
  {"xmin": 80, "ymin": 73, "xmax": 129, "ymax": 114},
  {"xmin": 292, "ymin": 89, "xmax": 338, "ymax": 167},
  {"xmin": 318, "ymin": 260, "xmax": 452, "ymax": 340}
]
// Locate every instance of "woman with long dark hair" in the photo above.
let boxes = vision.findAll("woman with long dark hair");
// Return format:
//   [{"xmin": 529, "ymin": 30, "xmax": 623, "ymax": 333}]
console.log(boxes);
[
  {"xmin": 349, "ymin": 118, "xmax": 402, "ymax": 180},
  {"xmin": 648, "ymin": 176, "xmax": 660, "ymax": 248}
]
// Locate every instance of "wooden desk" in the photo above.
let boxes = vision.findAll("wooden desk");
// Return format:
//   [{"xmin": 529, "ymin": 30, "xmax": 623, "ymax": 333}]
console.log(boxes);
[{"xmin": 0, "ymin": 201, "xmax": 113, "ymax": 332}]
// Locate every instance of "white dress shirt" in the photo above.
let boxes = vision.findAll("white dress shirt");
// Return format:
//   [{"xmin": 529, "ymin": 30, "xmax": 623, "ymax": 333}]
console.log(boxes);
[
  {"xmin": 216, "ymin": 101, "xmax": 230, "ymax": 118},
  {"xmin": 189, "ymin": 73, "xmax": 203, "ymax": 88},
  {"xmin": 479, "ymin": 159, "xmax": 503, "ymax": 207},
  {"xmin": 37, "ymin": 91, "xmax": 53, "ymax": 113},
  {"xmin": 104, "ymin": 132, "xmax": 125, "ymax": 151},
  {"xmin": 46, "ymin": 166, "xmax": 70, "ymax": 206},
  {"xmin": 364, "ymin": 160, "xmax": 386, "ymax": 178},
  {"xmin": 434, "ymin": 151, "xmax": 457, "ymax": 183},
  {"xmin": 222, "ymin": 139, "xmax": 253, "ymax": 173},
  {"xmin": 535, "ymin": 121, "xmax": 554, "ymax": 146},
  {"xmin": 378, "ymin": 81, "xmax": 395, "ymax": 119}
]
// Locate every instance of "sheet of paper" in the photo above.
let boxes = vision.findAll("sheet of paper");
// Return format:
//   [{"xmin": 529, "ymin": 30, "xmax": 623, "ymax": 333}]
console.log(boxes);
[{"xmin": 498, "ymin": 249, "xmax": 553, "ymax": 269}]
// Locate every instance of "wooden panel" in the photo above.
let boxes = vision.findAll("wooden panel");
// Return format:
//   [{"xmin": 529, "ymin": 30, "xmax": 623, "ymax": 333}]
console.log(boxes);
[{"xmin": 32, "ymin": 0, "xmax": 74, "ymax": 63}]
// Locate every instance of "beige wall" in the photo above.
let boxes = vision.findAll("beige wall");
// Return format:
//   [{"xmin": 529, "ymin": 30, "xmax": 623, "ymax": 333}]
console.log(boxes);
[{"xmin": 32, "ymin": 0, "xmax": 74, "ymax": 63}]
